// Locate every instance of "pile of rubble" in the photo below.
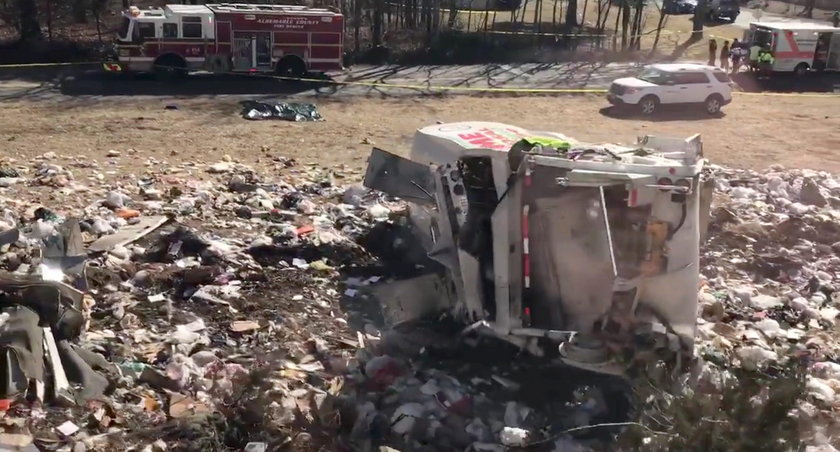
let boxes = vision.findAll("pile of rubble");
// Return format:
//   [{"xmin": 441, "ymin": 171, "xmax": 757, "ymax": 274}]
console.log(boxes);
[
  {"xmin": 0, "ymin": 149, "xmax": 839, "ymax": 451},
  {"xmin": 695, "ymin": 165, "xmax": 840, "ymax": 449}
]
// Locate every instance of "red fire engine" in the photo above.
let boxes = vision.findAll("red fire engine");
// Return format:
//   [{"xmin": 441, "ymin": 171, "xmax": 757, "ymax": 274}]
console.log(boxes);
[{"xmin": 105, "ymin": 3, "xmax": 344, "ymax": 78}]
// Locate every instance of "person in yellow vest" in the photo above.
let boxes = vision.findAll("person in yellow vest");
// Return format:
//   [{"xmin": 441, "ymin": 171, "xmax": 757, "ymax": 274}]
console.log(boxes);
[
  {"xmin": 758, "ymin": 48, "xmax": 775, "ymax": 78},
  {"xmin": 749, "ymin": 42, "xmax": 762, "ymax": 71}
]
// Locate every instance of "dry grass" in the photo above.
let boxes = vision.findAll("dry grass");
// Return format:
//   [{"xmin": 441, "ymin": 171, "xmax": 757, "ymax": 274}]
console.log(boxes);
[{"xmin": 0, "ymin": 94, "xmax": 838, "ymax": 179}]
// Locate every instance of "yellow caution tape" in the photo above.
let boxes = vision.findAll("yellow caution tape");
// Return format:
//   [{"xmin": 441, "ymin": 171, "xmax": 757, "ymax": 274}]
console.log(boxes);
[{"xmin": 0, "ymin": 61, "xmax": 100, "ymax": 68}]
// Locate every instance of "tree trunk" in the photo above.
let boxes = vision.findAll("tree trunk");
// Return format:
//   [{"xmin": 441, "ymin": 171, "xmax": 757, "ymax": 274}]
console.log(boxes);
[
  {"xmin": 580, "ymin": 0, "xmax": 588, "ymax": 25},
  {"xmin": 16, "ymin": 0, "xmax": 41, "ymax": 42},
  {"xmin": 599, "ymin": 0, "xmax": 613, "ymax": 30},
  {"xmin": 72, "ymin": 0, "xmax": 87, "ymax": 23},
  {"xmin": 630, "ymin": 0, "xmax": 643, "ymax": 49},
  {"xmin": 612, "ymin": 1, "xmax": 620, "ymax": 49},
  {"xmin": 46, "ymin": 0, "xmax": 52, "ymax": 40},
  {"xmin": 353, "ymin": 0, "xmax": 361, "ymax": 53},
  {"xmin": 516, "ymin": 0, "xmax": 528, "ymax": 24},
  {"xmin": 692, "ymin": 0, "xmax": 706, "ymax": 38},
  {"xmin": 651, "ymin": 5, "xmax": 666, "ymax": 52},
  {"xmin": 95, "ymin": 11, "xmax": 102, "ymax": 42},
  {"xmin": 565, "ymin": 0, "xmax": 577, "ymax": 27},
  {"xmin": 448, "ymin": 0, "xmax": 458, "ymax": 28},
  {"xmin": 372, "ymin": 0, "xmax": 382, "ymax": 46},
  {"xmin": 620, "ymin": 1, "xmax": 629, "ymax": 50}
]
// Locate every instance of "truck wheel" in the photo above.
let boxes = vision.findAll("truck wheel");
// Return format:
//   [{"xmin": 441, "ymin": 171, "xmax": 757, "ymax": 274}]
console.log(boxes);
[
  {"xmin": 153, "ymin": 55, "xmax": 187, "ymax": 81},
  {"xmin": 794, "ymin": 63, "xmax": 810, "ymax": 77},
  {"xmin": 276, "ymin": 56, "xmax": 307, "ymax": 80},
  {"xmin": 637, "ymin": 95, "xmax": 659, "ymax": 116},
  {"xmin": 704, "ymin": 94, "xmax": 723, "ymax": 115}
]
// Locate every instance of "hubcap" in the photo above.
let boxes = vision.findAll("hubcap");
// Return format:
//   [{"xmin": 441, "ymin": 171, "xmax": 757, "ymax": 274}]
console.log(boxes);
[
  {"xmin": 707, "ymin": 100, "xmax": 719, "ymax": 112},
  {"xmin": 642, "ymin": 101, "xmax": 654, "ymax": 114}
]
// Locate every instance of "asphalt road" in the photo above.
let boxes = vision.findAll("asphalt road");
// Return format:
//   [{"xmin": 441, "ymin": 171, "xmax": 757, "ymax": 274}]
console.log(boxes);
[
  {"xmin": 0, "ymin": 62, "xmax": 647, "ymax": 100},
  {"xmin": 0, "ymin": 60, "xmax": 837, "ymax": 101}
]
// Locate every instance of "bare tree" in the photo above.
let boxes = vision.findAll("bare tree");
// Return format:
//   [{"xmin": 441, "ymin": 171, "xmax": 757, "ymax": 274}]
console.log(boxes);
[
  {"xmin": 650, "ymin": 0, "xmax": 668, "ymax": 52},
  {"xmin": 92, "ymin": 0, "xmax": 108, "ymax": 42},
  {"xmin": 16, "ymin": 0, "xmax": 41, "ymax": 42},
  {"xmin": 629, "ymin": 0, "xmax": 643, "ymax": 49},
  {"xmin": 580, "ymin": 0, "xmax": 588, "ymax": 25},
  {"xmin": 72, "ymin": 0, "xmax": 87, "ymax": 23},
  {"xmin": 620, "ymin": 0, "xmax": 629, "ymax": 49},
  {"xmin": 565, "ymin": 0, "xmax": 577, "ymax": 27},
  {"xmin": 45, "ymin": 0, "xmax": 52, "ymax": 40},
  {"xmin": 692, "ymin": 0, "xmax": 706, "ymax": 38}
]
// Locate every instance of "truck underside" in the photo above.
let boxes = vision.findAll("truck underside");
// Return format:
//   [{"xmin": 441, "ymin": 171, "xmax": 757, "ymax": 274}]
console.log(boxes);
[{"xmin": 363, "ymin": 122, "xmax": 714, "ymax": 376}]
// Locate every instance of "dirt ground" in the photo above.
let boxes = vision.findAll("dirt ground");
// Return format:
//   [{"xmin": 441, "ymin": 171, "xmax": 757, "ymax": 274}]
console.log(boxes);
[{"xmin": 1, "ymin": 94, "xmax": 839, "ymax": 176}]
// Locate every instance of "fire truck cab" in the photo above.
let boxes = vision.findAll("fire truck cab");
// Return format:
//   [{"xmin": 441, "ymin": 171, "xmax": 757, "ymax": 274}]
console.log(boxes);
[
  {"xmin": 744, "ymin": 22, "xmax": 840, "ymax": 75},
  {"xmin": 109, "ymin": 3, "xmax": 344, "ymax": 79}
]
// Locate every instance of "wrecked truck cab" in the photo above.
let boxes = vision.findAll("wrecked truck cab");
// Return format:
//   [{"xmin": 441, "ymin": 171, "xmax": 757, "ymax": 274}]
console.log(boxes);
[{"xmin": 364, "ymin": 122, "xmax": 713, "ymax": 375}]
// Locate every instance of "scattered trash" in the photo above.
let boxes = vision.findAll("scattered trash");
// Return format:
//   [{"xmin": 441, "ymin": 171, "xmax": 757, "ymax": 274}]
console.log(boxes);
[
  {"xmin": 0, "ymin": 125, "xmax": 836, "ymax": 451},
  {"xmin": 499, "ymin": 427, "xmax": 530, "ymax": 447},
  {"xmin": 56, "ymin": 421, "xmax": 80, "ymax": 437},
  {"xmin": 240, "ymin": 100, "xmax": 324, "ymax": 121},
  {"xmin": 230, "ymin": 320, "xmax": 261, "ymax": 333}
]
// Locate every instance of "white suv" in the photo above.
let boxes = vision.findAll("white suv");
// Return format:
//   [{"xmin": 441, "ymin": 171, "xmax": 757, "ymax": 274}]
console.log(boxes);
[{"xmin": 607, "ymin": 63, "xmax": 733, "ymax": 116}]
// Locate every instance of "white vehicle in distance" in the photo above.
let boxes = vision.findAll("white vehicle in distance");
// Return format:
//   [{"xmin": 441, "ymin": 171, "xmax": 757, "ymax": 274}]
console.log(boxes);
[{"xmin": 607, "ymin": 63, "xmax": 733, "ymax": 116}]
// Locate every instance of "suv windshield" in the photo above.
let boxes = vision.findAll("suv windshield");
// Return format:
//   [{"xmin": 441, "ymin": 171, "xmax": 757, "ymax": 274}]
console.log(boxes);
[
  {"xmin": 118, "ymin": 17, "xmax": 131, "ymax": 40},
  {"xmin": 637, "ymin": 68, "xmax": 672, "ymax": 84}
]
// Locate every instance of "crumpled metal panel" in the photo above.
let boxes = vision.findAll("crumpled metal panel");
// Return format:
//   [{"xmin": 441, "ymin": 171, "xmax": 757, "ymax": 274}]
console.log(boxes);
[{"xmin": 363, "ymin": 148, "xmax": 436, "ymax": 206}]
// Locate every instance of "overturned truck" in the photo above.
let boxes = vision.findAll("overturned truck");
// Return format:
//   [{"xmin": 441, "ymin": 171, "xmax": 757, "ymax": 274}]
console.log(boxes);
[{"xmin": 364, "ymin": 122, "xmax": 713, "ymax": 375}]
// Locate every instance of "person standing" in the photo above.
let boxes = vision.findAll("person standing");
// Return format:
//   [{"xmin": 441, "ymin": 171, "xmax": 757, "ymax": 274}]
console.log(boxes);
[
  {"xmin": 833, "ymin": 10, "xmax": 839, "ymax": 28},
  {"xmin": 749, "ymin": 41, "xmax": 762, "ymax": 71},
  {"xmin": 730, "ymin": 38, "xmax": 742, "ymax": 74},
  {"xmin": 708, "ymin": 39, "xmax": 718, "ymax": 67},
  {"xmin": 758, "ymin": 47, "xmax": 775, "ymax": 78},
  {"xmin": 720, "ymin": 41, "xmax": 730, "ymax": 72}
]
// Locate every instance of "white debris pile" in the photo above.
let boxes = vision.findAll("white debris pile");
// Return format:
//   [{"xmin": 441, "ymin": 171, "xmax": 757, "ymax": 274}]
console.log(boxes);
[
  {"xmin": 2, "ymin": 147, "xmax": 840, "ymax": 451},
  {"xmin": 693, "ymin": 165, "xmax": 840, "ymax": 448},
  {"xmin": 0, "ymin": 155, "xmax": 405, "ymax": 451}
]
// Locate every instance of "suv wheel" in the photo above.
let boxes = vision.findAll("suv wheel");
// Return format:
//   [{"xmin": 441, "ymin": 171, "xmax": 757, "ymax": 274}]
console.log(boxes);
[
  {"xmin": 794, "ymin": 63, "xmax": 810, "ymax": 77},
  {"xmin": 638, "ymin": 96, "xmax": 659, "ymax": 116},
  {"xmin": 704, "ymin": 95, "xmax": 723, "ymax": 115}
]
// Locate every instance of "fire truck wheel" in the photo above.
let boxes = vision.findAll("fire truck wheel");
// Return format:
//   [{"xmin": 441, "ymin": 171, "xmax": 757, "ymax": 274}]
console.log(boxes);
[
  {"xmin": 153, "ymin": 55, "xmax": 187, "ymax": 81},
  {"xmin": 794, "ymin": 63, "xmax": 810, "ymax": 77},
  {"xmin": 276, "ymin": 56, "xmax": 307, "ymax": 80}
]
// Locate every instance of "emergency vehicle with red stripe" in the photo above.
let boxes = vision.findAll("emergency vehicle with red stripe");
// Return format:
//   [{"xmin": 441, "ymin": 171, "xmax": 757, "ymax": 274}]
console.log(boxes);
[
  {"xmin": 745, "ymin": 22, "xmax": 840, "ymax": 75},
  {"xmin": 105, "ymin": 3, "xmax": 343, "ymax": 78}
]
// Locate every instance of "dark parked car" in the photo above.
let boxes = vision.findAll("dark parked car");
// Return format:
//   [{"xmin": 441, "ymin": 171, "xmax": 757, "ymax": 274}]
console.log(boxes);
[
  {"xmin": 706, "ymin": 0, "xmax": 740, "ymax": 22},
  {"xmin": 663, "ymin": 0, "xmax": 697, "ymax": 14}
]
